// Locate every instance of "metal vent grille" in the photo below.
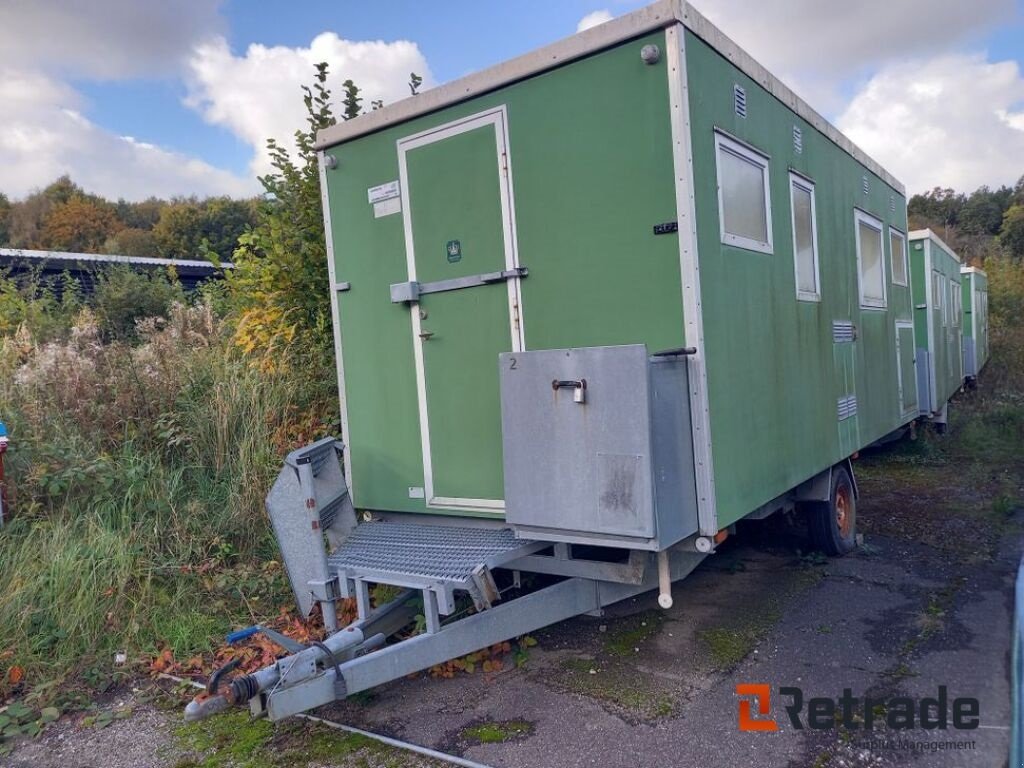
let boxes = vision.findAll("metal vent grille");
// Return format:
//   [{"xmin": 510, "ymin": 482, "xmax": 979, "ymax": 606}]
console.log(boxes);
[
  {"xmin": 837, "ymin": 395, "xmax": 858, "ymax": 421},
  {"xmin": 832, "ymin": 320, "xmax": 856, "ymax": 343},
  {"xmin": 890, "ymin": 195, "xmax": 896, "ymax": 212},
  {"xmin": 734, "ymin": 84, "xmax": 747, "ymax": 118},
  {"xmin": 862, "ymin": 176, "xmax": 869, "ymax": 195},
  {"xmin": 793, "ymin": 126, "xmax": 802, "ymax": 154}
]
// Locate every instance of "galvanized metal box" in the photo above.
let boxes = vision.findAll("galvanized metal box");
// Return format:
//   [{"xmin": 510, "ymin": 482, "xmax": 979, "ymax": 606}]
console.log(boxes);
[{"xmin": 498, "ymin": 344, "xmax": 698, "ymax": 551}]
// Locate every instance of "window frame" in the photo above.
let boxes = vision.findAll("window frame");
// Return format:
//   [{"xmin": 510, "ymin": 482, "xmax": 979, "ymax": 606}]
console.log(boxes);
[
  {"xmin": 940, "ymin": 275, "xmax": 949, "ymax": 327},
  {"xmin": 714, "ymin": 131, "xmax": 774, "ymax": 255},
  {"xmin": 952, "ymin": 281, "xmax": 961, "ymax": 327},
  {"xmin": 854, "ymin": 209, "xmax": 887, "ymax": 310},
  {"xmin": 789, "ymin": 171, "xmax": 821, "ymax": 302},
  {"xmin": 889, "ymin": 227, "xmax": 908, "ymax": 287}
]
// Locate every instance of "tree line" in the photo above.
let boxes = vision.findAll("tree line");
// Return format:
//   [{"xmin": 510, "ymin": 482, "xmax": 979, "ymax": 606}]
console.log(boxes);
[
  {"xmin": 908, "ymin": 178, "xmax": 1024, "ymax": 263},
  {"xmin": 0, "ymin": 71, "xmax": 426, "ymax": 269},
  {"xmin": 0, "ymin": 176, "xmax": 257, "ymax": 263}
]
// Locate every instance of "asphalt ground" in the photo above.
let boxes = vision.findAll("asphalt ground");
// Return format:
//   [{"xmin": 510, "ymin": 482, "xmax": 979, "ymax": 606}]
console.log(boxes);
[{"xmin": 8, "ymin": 436, "xmax": 1021, "ymax": 768}]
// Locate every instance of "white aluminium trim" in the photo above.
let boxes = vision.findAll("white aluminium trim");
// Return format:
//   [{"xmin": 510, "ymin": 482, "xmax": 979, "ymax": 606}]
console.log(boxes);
[
  {"xmin": 396, "ymin": 106, "xmax": 522, "ymax": 515},
  {"xmin": 909, "ymin": 228, "xmax": 961, "ymax": 263},
  {"xmin": 925, "ymin": 240, "xmax": 938, "ymax": 411},
  {"xmin": 313, "ymin": 1, "xmax": 904, "ymax": 195},
  {"xmin": 953, "ymin": 279, "xmax": 963, "ymax": 380},
  {"xmin": 315, "ymin": 2, "xmax": 677, "ymax": 149},
  {"xmin": 889, "ymin": 226, "xmax": 908, "ymax": 287},
  {"xmin": 788, "ymin": 171, "xmax": 821, "ymax": 302},
  {"xmin": 854, "ymin": 209, "xmax": 887, "ymax": 310},
  {"xmin": 969, "ymin": 273, "xmax": 979, "ymax": 348},
  {"xmin": 666, "ymin": 23, "xmax": 717, "ymax": 536},
  {"xmin": 894, "ymin": 319, "xmax": 916, "ymax": 419},
  {"xmin": 318, "ymin": 151, "xmax": 355, "ymax": 502},
  {"xmin": 714, "ymin": 131, "xmax": 773, "ymax": 255}
]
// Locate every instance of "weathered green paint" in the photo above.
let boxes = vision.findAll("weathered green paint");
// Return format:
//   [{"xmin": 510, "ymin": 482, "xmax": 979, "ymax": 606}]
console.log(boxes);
[
  {"xmin": 406, "ymin": 123, "xmax": 511, "ymax": 503},
  {"xmin": 961, "ymin": 268, "xmax": 989, "ymax": 376},
  {"xmin": 324, "ymin": 32, "xmax": 681, "ymax": 515},
  {"xmin": 322, "ymin": 22, "xmax": 914, "ymax": 530},
  {"xmin": 684, "ymin": 30, "xmax": 910, "ymax": 527},
  {"xmin": 896, "ymin": 323, "xmax": 917, "ymax": 416},
  {"xmin": 909, "ymin": 231, "xmax": 962, "ymax": 415}
]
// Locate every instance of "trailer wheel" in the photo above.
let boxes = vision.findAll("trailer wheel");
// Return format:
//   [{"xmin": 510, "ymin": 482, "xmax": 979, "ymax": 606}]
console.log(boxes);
[{"xmin": 807, "ymin": 466, "xmax": 856, "ymax": 556}]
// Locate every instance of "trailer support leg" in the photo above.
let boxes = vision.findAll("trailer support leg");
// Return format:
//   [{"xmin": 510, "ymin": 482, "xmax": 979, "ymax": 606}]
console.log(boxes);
[
  {"xmin": 263, "ymin": 549, "xmax": 707, "ymax": 721},
  {"xmin": 423, "ymin": 591, "xmax": 441, "ymax": 634},
  {"xmin": 266, "ymin": 577, "xmax": 600, "ymax": 719}
]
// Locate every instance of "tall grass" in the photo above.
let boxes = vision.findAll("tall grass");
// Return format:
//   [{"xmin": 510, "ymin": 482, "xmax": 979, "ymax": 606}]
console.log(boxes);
[{"xmin": 0, "ymin": 304, "xmax": 334, "ymax": 694}]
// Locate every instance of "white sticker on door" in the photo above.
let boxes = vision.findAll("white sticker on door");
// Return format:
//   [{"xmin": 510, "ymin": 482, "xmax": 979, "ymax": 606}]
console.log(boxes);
[
  {"xmin": 374, "ymin": 197, "xmax": 402, "ymax": 218},
  {"xmin": 367, "ymin": 180, "xmax": 400, "ymax": 204}
]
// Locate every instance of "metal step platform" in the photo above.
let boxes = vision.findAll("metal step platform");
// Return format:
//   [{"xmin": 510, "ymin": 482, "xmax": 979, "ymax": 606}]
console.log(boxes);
[{"xmin": 328, "ymin": 522, "xmax": 545, "ymax": 631}]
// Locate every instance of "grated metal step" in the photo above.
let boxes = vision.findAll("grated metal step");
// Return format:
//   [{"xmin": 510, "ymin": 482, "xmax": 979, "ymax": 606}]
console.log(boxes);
[{"xmin": 328, "ymin": 522, "xmax": 544, "ymax": 622}]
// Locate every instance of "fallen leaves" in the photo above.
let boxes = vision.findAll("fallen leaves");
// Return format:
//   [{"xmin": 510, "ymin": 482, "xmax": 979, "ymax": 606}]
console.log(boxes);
[
  {"xmin": 429, "ymin": 641, "xmax": 516, "ymax": 679},
  {"xmin": 147, "ymin": 602, "xmax": 339, "ymax": 680}
]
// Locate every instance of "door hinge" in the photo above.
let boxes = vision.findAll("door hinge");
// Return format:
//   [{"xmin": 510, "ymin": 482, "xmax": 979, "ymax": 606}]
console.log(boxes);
[{"xmin": 501, "ymin": 152, "xmax": 508, "ymax": 177}]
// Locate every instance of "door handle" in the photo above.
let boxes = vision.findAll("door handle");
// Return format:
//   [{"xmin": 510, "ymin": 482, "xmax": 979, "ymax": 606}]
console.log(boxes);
[{"xmin": 419, "ymin": 331, "xmax": 435, "ymax": 341}]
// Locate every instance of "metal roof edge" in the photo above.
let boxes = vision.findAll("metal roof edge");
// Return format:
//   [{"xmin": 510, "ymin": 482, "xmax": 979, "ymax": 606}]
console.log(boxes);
[
  {"xmin": 960, "ymin": 265, "xmax": 986, "ymax": 277},
  {"xmin": 314, "ymin": 0, "xmax": 904, "ymax": 195},
  {"xmin": 0, "ymin": 248, "xmax": 233, "ymax": 270},
  {"xmin": 314, "ymin": 0, "xmax": 677, "ymax": 149},
  {"xmin": 908, "ymin": 229, "xmax": 961, "ymax": 264},
  {"xmin": 678, "ymin": 2, "xmax": 903, "ymax": 195}
]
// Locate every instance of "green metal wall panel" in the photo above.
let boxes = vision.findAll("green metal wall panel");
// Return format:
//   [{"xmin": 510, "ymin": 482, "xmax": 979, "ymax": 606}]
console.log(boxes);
[
  {"xmin": 324, "ymin": 24, "xmax": 914, "ymax": 530},
  {"xmin": 910, "ymin": 233, "xmax": 962, "ymax": 412},
  {"xmin": 405, "ymin": 125, "xmax": 512, "ymax": 503},
  {"xmin": 324, "ymin": 32, "xmax": 683, "ymax": 515},
  {"xmin": 962, "ymin": 270, "xmax": 989, "ymax": 371},
  {"xmin": 683, "ymin": 30, "xmax": 911, "ymax": 528},
  {"xmin": 897, "ymin": 322, "xmax": 917, "ymax": 416},
  {"xmin": 961, "ymin": 275, "xmax": 974, "ymax": 340}
]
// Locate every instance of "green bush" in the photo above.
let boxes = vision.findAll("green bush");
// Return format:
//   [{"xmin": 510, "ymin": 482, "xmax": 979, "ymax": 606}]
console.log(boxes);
[
  {"xmin": 0, "ymin": 305, "xmax": 333, "ymax": 692},
  {"xmin": 92, "ymin": 266, "xmax": 185, "ymax": 340},
  {"xmin": 0, "ymin": 272, "xmax": 83, "ymax": 342}
]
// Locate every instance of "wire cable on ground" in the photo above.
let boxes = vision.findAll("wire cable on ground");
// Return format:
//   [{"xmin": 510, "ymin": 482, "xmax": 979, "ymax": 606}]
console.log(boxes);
[{"xmin": 157, "ymin": 672, "xmax": 495, "ymax": 768}]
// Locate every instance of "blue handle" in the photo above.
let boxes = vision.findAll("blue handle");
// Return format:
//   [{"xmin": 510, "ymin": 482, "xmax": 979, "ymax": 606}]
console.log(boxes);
[{"xmin": 226, "ymin": 625, "xmax": 261, "ymax": 644}]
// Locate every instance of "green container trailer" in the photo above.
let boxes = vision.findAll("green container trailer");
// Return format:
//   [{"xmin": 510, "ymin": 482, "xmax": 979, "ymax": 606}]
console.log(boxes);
[
  {"xmin": 961, "ymin": 266, "xmax": 989, "ymax": 381},
  {"xmin": 186, "ymin": 0, "xmax": 927, "ymax": 723},
  {"xmin": 909, "ymin": 230, "xmax": 963, "ymax": 425},
  {"xmin": 315, "ymin": 2, "xmax": 915, "ymax": 537}
]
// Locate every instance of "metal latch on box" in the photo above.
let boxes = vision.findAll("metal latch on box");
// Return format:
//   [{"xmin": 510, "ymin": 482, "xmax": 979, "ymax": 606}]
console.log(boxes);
[
  {"xmin": 552, "ymin": 378, "xmax": 587, "ymax": 404},
  {"xmin": 390, "ymin": 267, "xmax": 528, "ymax": 303}
]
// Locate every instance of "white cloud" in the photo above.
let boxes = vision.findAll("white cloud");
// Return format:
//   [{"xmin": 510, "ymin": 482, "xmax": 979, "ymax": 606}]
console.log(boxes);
[
  {"xmin": 185, "ymin": 34, "xmax": 433, "ymax": 177},
  {"xmin": 0, "ymin": 69, "xmax": 255, "ymax": 201},
  {"xmin": 0, "ymin": 1, "xmax": 252, "ymax": 200},
  {"xmin": 693, "ymin": 0, "xmax": 1014, "ymax": 110},
  {"xmin": 577, "ymin": 10, "xmax": 614, "ymax": 33},
  {"xmin": 837, "ymin": 54, "xmax": 1024, "ymax": 194},
  {"xmin": 0, "ymin": 0, "xmax": 223, "ymax": 79}
]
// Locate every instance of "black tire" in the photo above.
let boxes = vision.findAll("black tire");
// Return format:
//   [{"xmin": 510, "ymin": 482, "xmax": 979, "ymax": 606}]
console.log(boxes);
[{"xmin": 806, "ymin": 465, "xmax": 857, "ymax": 556}]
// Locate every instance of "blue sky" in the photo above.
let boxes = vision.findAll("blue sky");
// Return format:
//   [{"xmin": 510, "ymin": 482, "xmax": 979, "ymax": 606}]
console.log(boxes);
[
  {"xmin": 72, "ymin": 0, "xmax": 652, "ymax": 181},
  {"xmin": 2, "ymin": 1, "xmax": 1022, "ymax": 200}
]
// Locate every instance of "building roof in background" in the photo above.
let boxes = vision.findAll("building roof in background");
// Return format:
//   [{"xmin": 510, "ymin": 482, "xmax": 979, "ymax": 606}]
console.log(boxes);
[{"xmin": 0, "ymin": 247, "xmax": 232, "ymax": 270}]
